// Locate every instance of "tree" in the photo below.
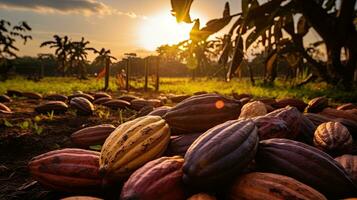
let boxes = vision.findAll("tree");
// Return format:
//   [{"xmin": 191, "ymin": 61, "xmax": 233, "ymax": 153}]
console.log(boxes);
[
  {"xmin": 93, "ymin": 48, "xmax": 117, "ymax": 90},
  {"xmin": 40, "ymin": 35, "xmax": 71, "ymax": 76},
  {"xmin": 170, "ymin": 0, "xmax": 357, "ymax": 88},
  {"xmin": 0, "ymin": 19, "xmax": 32, "ymax": 80},
  {"xmin": 68, "ymin": 37, "xmax": 96, "ymax": 79}
]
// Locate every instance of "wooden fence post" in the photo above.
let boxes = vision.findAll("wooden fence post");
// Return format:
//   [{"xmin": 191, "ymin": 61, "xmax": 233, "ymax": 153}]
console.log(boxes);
[
  {"xmin": 144, "ymin": 57, "xmax": 148, "ymax": 91},
  {"xmin": 155, "ymin": 57, "xmax": 160, "ymax": 92},
  {"xmin": 126, "ymin": 58, "xmax": 130, "ymax": 91}
]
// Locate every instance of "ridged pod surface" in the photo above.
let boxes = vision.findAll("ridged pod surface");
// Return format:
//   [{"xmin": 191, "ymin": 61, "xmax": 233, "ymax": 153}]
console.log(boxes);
[
  {"xmin": 183, "ymin": 119, "xmax": 258, "ymax": 188},
  {"xmin": 6, "ymin": 89, "xmax": 22, "ymax": 97},
  {"xmin": 70, "ymin": 97, "xmax": 94, "ymax": 116},
  {"xmin": 35, "ymin": 101, "xmax": 68, "ymax": 114},
  {"xmin": 163, "ymin": 94, "xmax": 242, "ymax": 134},
  {"xmin": 100, "ymin": 116, "xmax": 170, "ymax": 180},
  {"xmin": 136, "ymin": 106, "xmax": 154, "ymax": 117},
  {"xmin": 28, "ymin": 148, "xmax": 102, "ymax": 193},
  {"xmin": 252, "ymin": 116, "xmax": 290, "ymax": 140},
  {"xmin": 313, "ymin": 122, "xmax": 353, "ymax": 155},
  {"xmin": 306, "ymin": 97, "xmax": 329, "ymax": 113},
  {"xmin": 148, "ymin": 106, "xmax": 172, "ymax": 117},
  {"xmin": 188, "ymin": 193, "xmax": 217, "ymax": 200},
  {"xmin": 93, "ymin": 92, "xmax": 111, "ymax": 100},
  {"xmin": 22, "ymin": 92, "xmax": 42, "ymax": 99},
  {"xmin": 266, "ymin": 106, "xmax": 302, "ymax": 139},
  {"xmin": 102, "ymin": 99, "xmax": 131, "ymax": 110},
  {"xmin": 229, "ymin": 172, "xmax": 327, "ymax": 200},
  {"xmin": 320, "ymin": 108, "xmax": 357, "ymax": 123},
  {"xmin": 44, "ymin": 94, "xmax": 68, "ymax": 102},
  {"xmin": 239, "ymin": 101, "xmax": 267, "ymax": 119},
  {"xmin": 130, "ymin": 99, "xmax": 151, "ymax": 111},
  {"xmin": 93, "ymin": 97, "xmax": 112, "ymax": 105},
  {"xmin": 68, "ymin": 93, "xmax": 94, "ymax": 102},
  {"xmin": 256, "ymin": 138, "xmax": 357, "ymax": 199},
  {"xmin": 118, "ymin": 95, "xmax": 138, "ymax": 102},
  {"xmin": 272, "ymin": 98, "xmax": 307, "ymax": 112},
  {"xmin": 335, "ymin": 155, "xmax": 357, "ymax": 184},
  {"xmin": 71, "ymin": 124, "xmax": 116, "ymax": 147},
  {"xmin": 337, "ymin": 103, "xmax": 357, "ymax": 111},
  {"xmin": 296, "ymin": 114, "xmax": 317, "ymax": 145},
  {"xmin": 165, "ymin": 133, "xmax": 202, "ymax": 156},
  {"xmin": 120, "ymin": 156, "xmax": 185, "ymax": 200}
]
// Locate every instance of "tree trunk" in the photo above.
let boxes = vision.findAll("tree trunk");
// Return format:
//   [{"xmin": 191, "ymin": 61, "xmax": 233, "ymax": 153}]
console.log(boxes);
[{"xmin": 104, "ymin": 59, "xmax": 110, "ymax": 91}]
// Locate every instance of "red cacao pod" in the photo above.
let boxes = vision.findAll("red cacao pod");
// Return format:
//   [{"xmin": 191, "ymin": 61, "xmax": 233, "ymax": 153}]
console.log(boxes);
[
  {"xmin": 44, "ymin": 94, "xmax": 68, "ymax": 102},
  {"xmin": 306, "ymin": 97, "xmax": 328, "ymax": 113},
  {"xmin": 70, "ymin": 97, "xmax": 94, "ymax": 116},
  {"xmin": 272, "ymin": 98, "xmax": 307, "ymax": 112},
  {"xmin": 71, "ymin": 124, "xmax": 116, "ymax": 147}
]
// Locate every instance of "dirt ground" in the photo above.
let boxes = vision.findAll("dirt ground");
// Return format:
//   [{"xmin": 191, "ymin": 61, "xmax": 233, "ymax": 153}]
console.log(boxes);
[{"xmin": 0, "ymin": 93, "xmax": 145, "ymax": 200}]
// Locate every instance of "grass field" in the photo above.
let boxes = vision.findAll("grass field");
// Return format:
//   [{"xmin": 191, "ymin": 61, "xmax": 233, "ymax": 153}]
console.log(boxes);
[{"xmin": 1, "ymin": 76, "xmax": 357, "ymax": 102}]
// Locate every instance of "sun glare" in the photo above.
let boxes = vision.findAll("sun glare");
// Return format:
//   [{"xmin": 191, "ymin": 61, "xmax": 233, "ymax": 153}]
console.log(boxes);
[{"xmin": 139, "ymin": 13, "xmax": 201, "ymax": 51}]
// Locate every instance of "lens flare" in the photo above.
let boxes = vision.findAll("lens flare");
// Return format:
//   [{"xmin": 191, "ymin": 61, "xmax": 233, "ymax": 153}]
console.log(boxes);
[{"xmin": 215, "ymin": 100, "xmax": 225, "ymax": 109}]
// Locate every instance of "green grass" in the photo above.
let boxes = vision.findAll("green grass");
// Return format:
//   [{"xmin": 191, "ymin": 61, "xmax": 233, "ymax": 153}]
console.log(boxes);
[{"xmin": 1, "ymin": 76, "xmax": 356, "ymax": 102}]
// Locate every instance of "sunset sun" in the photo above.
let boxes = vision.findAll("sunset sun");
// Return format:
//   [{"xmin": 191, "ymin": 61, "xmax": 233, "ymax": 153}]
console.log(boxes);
[{"xmin": 139, "ymin": 12, "xmax": 202, "ymax": 51}]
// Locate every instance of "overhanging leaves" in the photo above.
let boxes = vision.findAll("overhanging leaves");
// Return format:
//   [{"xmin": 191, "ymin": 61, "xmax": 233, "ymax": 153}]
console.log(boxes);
[
  {"xmin": 171, "ymin": 0, "xmax": 194, "ymax": 23},
  {"xmin": 227, "ymin": 35, "xmax": 244, "ymax": 81}
]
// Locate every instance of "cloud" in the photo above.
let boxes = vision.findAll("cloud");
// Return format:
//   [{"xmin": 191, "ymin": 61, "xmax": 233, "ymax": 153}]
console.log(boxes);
[{"xmin": 0, "ymin": 0, "xmax": 146, "ymax": 19}]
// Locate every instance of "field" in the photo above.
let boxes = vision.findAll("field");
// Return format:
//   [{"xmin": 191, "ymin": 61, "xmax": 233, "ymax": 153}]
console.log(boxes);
[{"xmin": 1, "ymin": 76, "xmax": 357, "ymax": 102}]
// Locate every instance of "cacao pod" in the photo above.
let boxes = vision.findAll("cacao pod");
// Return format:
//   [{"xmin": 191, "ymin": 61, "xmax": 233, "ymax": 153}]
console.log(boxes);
[
  {"xmin": 313, "ymin": 122, "xmax": 353, "ymax": 156},
  {"xmin": 264, "ymin": 104, "xmax": 275, "ymax": 113},
  {"xmin": 255, "ymin": 98, "xmax": 276, "ymax": 105},
  {"xmin": 232, "ymin": 93, "xmax": 252, "ymax": 100},
  {"xmin": 0, "ymin": 103, "xmax": 11, "ymax": 113},
  {"xmin": 35, "ymin": 101, "xmax": 68, "ymax": 114},
  {"xmin": 100, "ymin": 116, "xmax": 170, "ymax": 180},
  {"xmin": 22, "ymin": 92, "xmax": 42, "ymax": 99},
  {"xmin": 147, "ymin": 99, "xmax": 163, "ymax": 107},
  {"xmin": 93, "ymin": 97, "xmax": 112, "ymax": 105},
  {"xmin": 272, "ymin": 98, "xmax": 307, "ymax": 112},
  {"xmin": 239, "ymin": 97, "xmax": 251, "ymax": 106},
  {"xmin": 6, "ymin": 89, "xmax": 22, "ymax": 97},
  {"xmin": 136, "ymin": 106, "xmax": 154, "ymax": 117},
  {"xmin": 239, "ymin": 101, "xmax": 267, "ymax": 119},
  {"xmin": 120, "ymin": 156, "xmax": 185, "ymax": 200},
  {"xmin": 118, "ymin": 95, "xmax": 138, "ymax": 102},
  {"xmin": 306, "ymin": 97, "xmax": 328, "ymax": 113},
  {"xmin": 70, "ymin": 97, "xmax": 95, "ymax": 116},
  {"xmin": 148, "ymin": 106, "xmax": 172, "ymax": 117},
  {"xmin": 229, "ymin": 172, "xmax": 327, "ymax": 200},
  {"xmin": 169, "ymin": 94, "xmax": 191, "ymax": 103},
  {"xmin": 0, "ymin": 94, "xmax": 12, "ymax": 103},
  {"xmin": 61, "ymin": 197, "xmax": 103, "ymax": 200},
  {"xmin": 183, "ymin": 119, "xmax": 258, "ymax": 188},
  {"xmin": 130, "ymin": 99, "xmax": 151, "ymax": 111},
  {"xmin": 337, "ymin": 103, "xmax": 357, "ymax": 111},
  {"xmin": 28, "ymin": 148, "xmax": 103, "ymax": 193},
  {"xmin": 71, "ymin": 124, "xmax": 116, "ymax": 147},
  {"xmin": 102, "ymin": 100, "xmax": 130, "ymax": 110},
  {"xmin": 320, "ymin": 108, "xmax": 357, "ymax": 123},
  {"xmin": 256, "ymin": 138, "xmax": 357, "ymax": 199},
  {"xmin": 194, "ymin": 91, "xmax": 208, "ymax": 95},
  {"xmin": 266, "ymin": 106, "xmax": 302, "ymax": 139},
  {"xmin": 252, "ymin": 116, "xmax": 290, "ymax": 140},
  {"xmin": 44, "ymin": 94, "xmax": 68, "ymax": 102},
  {"xmin": 296, "ymin": 114, "xmax": 317, "ymax": 145},
  {"xmin": 163, "ymin": 94, "xmax": 241, "ymax": 134},
  {"xmin": 188, "ymin": 193, "xmax": 216, "ymax": 200},
  {"xmin": 165, "ymin": 133, "xmax": 202, "ymax": 156},
  {"xmin": 335, "ymin": 155, "xmax": 357, "ymax": 184},
  {"xmin": 93, "ymin": 92, "xmax": 111, "ymax": 100},
  {"xmin": 69, "ymin": 93, "xmax": 95, "ymax": 102}
]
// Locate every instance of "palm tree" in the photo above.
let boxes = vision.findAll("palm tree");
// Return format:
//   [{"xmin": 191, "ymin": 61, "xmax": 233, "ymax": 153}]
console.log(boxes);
[
  {"xmin": 68, "ymin": 37, "xmax": 96, "ymax": 79},
  {"xmin": 93, "ymin": 48, "xmax": 117, "ymax": 90},
  {"xmin": 40, "ymin": 35, "xmax": 71, "ymax": 76}
]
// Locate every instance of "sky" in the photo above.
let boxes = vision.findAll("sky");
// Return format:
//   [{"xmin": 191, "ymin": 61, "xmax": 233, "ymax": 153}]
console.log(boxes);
[{"xmin": 0, "ymin": 0, "xmax": 241, "ymax": 60}]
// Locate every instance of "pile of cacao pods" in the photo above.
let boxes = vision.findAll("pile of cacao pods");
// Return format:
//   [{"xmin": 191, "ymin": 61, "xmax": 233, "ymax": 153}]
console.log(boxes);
[{"xmin": 28, "ymin": 94, "xmax": 357, "ymax": 199}]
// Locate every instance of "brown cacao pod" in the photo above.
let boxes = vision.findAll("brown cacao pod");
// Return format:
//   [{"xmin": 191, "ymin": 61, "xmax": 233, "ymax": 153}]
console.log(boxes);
[
  {"xmin": 44, "ymin": 94, "xmax": 68, "ymax": 102},
  {"xmin": 130, "ymin": 99, "xmax": 151, "ymax": 111},
  {"xmin": 71, "ymin": 124, "xmax": 116, "ymax": 147},
  {"xmin": 320, "ymin": 108, "xmax": 357, "ymax": 123},
  {"xmin": 252, "ymin": 116, "xmax": 290, "ymax": 140},
  {"xmin": 239, "ymin": 101, "xmax": 267, "ymax": 119},
  {"xmin": 188, "ymin": 193, "xmax": 216, "ymax": 200},
  {"xmin": 183, "ymin": 119, "xmax": 258, "ymax": 188},
  {"xmin": 313, "ymin": 122, "xmax": 353, "ymax": 156},
  {"xmin": 165, "ymin": 133, "xmax": 202, "ymax": 156},
  {"xmin": 136, "ymin": 105, "xmax": 154, "ymax": 117},
  {"xmin": 22, "ymin": 92, "xmax": 42, "ymax": 99},
  {"xmin": 169, "ymin": 94, "xmax": 191, "ymax": 103},
  {"xmin": 35, "ymin": 101, "xmax": 68, "ymax": 114},
  {"xmin": 272, "ymin": 98, "xmax": 307, "ymax": 112},
  {"xmin": 229, "ymin": 172, "xmax": 327, "ymax": 200},
  {"xmin": 239, "ymin": 97, "xmax": 252, "ymax": 106},
  {"xmin": 0, "ymin": 103, "xmax": 11, "ymax": 113},
  {"xmin": 68, "ymin": 93, "xmax": 95, "ymax": 102},
  {"xmin": 93, "ymin": 92, "xmax": 111, "ymax": 100},
  {"xmin": 296, "ymin": 114, "xmax": 317, "ymax": 145},
  {"xmin": 148, "ymin": 106, "xmax": 172, "ymax": 117},
  {"xmin": 163, "ymin": 94, "xmax": 242, "ymax": 134},
  {"xmin": 337, "ymin": 103, "xmax": 357, "ymax": 111},
  {"xmin": 118, "ymin": 95, "xmax": 138, "ymax": 102},
  {"xmin": 255, "ymin": 98, "xmax": 276, "ymax": 105},
  {"xmin": 306, "ymin": 97, "xmax": 328, "ymax": 113},
  {"xmin": 6, "ymin": 89, "xmax": 22, "ymax": 97},
  {"xmin": 147, "ymin": 99, "xmax": 163, "ymax": 107},
  {"xmin": 194, "ymin": 91, "xmax": 208, "ymax": 95},
  {"xmin": 102, "ymin": 99, "xmax": 130, "ymax": 110},
  {"xmin": 120, "ymin": 156, "xmax": 185, "ymax": 200},
  {"xmin": 61, "ymin": 197, "xmax": 103, "ymax": 200},
  {"xmin": 264, "ymin": 104, "xmax": 275, "ymax": 113},
  {"xmin": 266, "ymin": 106, "xmax": 303, "ymax": 139},
  {"xmin": 93, "ymin": 97, "xmax": 112, "ymax": 105},
  {"xmin": 28, "ymin": 148, "xmax": 103, "ymax": 193},
  {"xmin": 232, "ymin": 93, "xmax": 252, "ymax": 100},
  {"xmin": 70, "ymin": 97, "xmax": 94, "ymax": 116},
  {"xmin": 304, "ymin": 113, "xmax": 332, "ymax": 126},
  {"xmin": 0, "ymin": 94, "xmax": 12, "ymax": 103},
  {"xmin": 256, "ymin": 138, "xmax": 357, "ymax": 199},
  {"xmin": 335, "ymin": 155, "xmax": 357, "ymax": 184}
]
